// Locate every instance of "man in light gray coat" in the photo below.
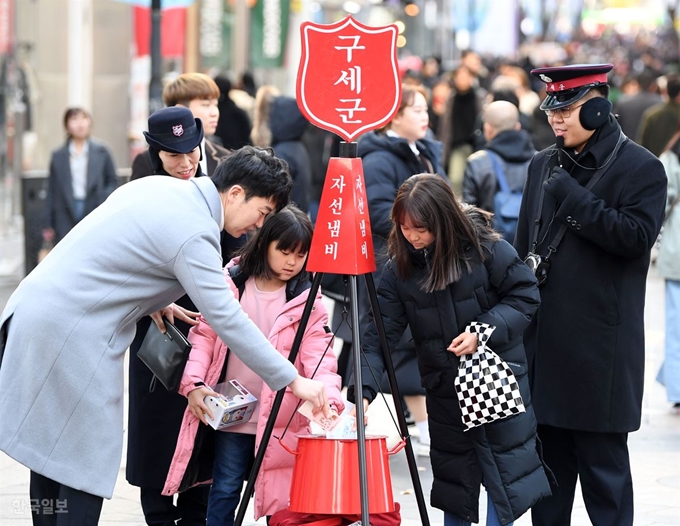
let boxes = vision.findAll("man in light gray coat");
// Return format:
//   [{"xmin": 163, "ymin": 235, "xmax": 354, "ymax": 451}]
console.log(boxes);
[{"xmin": 0, "ymin": 145, "xmax": 328, "ymax": 525}]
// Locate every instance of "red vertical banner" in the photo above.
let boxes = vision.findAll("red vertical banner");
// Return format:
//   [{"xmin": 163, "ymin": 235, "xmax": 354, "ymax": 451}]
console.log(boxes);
[
  {"xmin": 306, "ymin": 158, "xmax": 376, "ymax": 276},
  {"xmin": 0, "ymin": 0, "xmax": 13, "ymax": 54},
  {"xmin": 133, "ymin": 6, "xmax": 186, "ymax": 57}
]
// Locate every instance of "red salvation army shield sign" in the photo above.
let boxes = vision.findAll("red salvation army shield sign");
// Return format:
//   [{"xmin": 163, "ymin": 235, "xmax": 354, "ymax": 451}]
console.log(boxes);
[{"xmin": 297, "ymin": 15, "xmax": 401, "ymax": 142}]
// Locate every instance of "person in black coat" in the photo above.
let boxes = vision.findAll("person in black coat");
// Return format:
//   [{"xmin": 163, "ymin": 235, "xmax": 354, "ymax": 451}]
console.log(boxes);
[
  {"xmin": 516, "ymin": 64, "xmax": 667, "ymax": 525},
  {"xmin": 251, "ymin": 87, "xmax": 313, "ymax": 213},
  {"xmin": 126, "ymin": 106, "xmax": 244, "ymax": 525},
  {"xmin": 348, "ymin": 174, "xmax": 552, "ymax": 525},
  {"xmin": 213, "ymin": 75, "xmax": 252, "ymax": 150}
]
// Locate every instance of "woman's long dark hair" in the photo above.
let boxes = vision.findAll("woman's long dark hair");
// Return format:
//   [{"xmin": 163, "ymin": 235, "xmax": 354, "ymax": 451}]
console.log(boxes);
[
  {"xmin": 388, "ymin": 174, "xmax": 498, "ymax": 292},
  {"xmin": 238, "ymin": 204, "xmax": 313, "ymax": 281}
]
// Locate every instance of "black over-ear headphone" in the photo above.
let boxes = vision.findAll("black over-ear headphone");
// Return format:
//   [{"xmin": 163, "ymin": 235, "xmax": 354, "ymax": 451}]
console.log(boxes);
[{"xmin": 579, "ymin": 97, "xmax": 613, "ymax": 130}]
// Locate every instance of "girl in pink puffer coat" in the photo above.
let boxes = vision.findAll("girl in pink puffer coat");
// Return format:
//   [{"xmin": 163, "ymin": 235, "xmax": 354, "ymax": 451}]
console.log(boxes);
[{"xmin": 163, "ymin": 205, "xmax": 344, "ymax": 526}]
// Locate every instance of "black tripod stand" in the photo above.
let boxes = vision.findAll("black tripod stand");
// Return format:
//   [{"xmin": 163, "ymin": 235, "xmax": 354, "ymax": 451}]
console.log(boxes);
[{"xmin": 234, "ymin": 144, "xmax": 430, "ymax": 526}]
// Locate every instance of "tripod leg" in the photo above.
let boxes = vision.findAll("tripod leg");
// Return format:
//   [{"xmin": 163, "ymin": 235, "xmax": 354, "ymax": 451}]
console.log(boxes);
[
  {"xmin": 349, "ymin": 275, "xmax": 371, "ymax": 526},
  {"xmin": 364, "ymin": 272, "xmax": 431, "ymax": 526},
  {"xmin": 233, "ymin": 272, "xmax": 324, "ymax": 526}
]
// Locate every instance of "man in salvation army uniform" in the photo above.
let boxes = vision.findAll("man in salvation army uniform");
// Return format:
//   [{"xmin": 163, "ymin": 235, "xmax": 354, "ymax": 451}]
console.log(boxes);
[{"xmin": 514, "ymin": 64, "xmax": 667, "ymax": 525}]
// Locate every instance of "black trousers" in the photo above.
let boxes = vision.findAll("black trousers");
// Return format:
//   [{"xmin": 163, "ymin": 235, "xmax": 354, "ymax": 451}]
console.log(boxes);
[
  {"xmin": 140, "ymin": 485, "xmax": 209, "ymax": 526},
  {"xmin": 531, "ymin": 425, "xmax": 633, "ymax": 526},
  {"xmin": 29, "ymin": 471, "xmax": 103, "ymax": 526}
]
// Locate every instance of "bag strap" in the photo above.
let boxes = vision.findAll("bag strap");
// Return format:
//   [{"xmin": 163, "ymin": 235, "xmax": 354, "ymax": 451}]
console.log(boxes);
[
  {"xmin": 486, "ymin": 150, "xmax": 511, "ymax": 193},
  {"xmin": 464, "ymin": 321, "xmax": 496, "ymax": 351}
]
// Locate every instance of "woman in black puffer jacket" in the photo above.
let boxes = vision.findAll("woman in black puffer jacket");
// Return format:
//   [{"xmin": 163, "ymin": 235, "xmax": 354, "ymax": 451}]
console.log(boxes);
[{"xmin": 348, "ymin": 174, "xmax": 552, "ymax": 526}]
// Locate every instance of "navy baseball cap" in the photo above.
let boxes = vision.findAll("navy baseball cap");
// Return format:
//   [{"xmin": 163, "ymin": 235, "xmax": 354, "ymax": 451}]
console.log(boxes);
[
  {"xmin": 143, "ymin": 106, "xmax": 204, "ymax": 154},
  {"xmin": 531, "ymin": 64, "xmax": 613, "ymax": 111}
]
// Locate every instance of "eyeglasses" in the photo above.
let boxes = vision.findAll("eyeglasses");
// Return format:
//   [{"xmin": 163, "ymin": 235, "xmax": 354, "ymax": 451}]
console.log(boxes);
[{"xmin": 544, "ymin": 102, "xmax": 586, "ymax": 119}]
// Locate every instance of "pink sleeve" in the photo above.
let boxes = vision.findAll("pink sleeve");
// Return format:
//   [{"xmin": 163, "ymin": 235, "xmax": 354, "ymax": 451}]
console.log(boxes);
[{"xmin": 179, "ymin": 314, "xmax": 219, "ymax": 397}]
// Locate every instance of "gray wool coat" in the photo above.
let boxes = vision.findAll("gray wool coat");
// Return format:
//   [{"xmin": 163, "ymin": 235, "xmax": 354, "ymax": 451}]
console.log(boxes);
[{"xmin": 0, "ymin": 175, "xmax": 298, "ymax": 499}]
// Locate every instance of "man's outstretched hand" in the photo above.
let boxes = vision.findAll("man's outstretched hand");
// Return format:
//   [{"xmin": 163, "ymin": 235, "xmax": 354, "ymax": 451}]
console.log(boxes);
[
  {"xmin": 289, "ymin": 375, "xmax": 330, "ymax": 418},
  {"xmin": 150, "ymin": 303, "xmax": 200, "ymax": 333}
]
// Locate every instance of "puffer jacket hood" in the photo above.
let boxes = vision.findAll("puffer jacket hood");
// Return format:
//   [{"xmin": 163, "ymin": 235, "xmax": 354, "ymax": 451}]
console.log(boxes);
[
  {"xmin": 269, "ymin": 96, "xmax": 308, "ymax": 144},
  {"xmin": 358, "ymin": 130, "xmax": 444, "ymax": 170},
  {"xmin": 486, "ymin": 129, "xmax": 535, "ymax": 163}
]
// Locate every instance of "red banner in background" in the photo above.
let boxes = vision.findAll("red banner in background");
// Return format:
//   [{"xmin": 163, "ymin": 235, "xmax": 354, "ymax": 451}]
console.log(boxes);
[
  {"xmin": 0, "ymin": 0, "xmax": 13, "ymax": 54},
  {"xmin": 133, "ymin": 6, "xmax": 186, "ymax": 57}
]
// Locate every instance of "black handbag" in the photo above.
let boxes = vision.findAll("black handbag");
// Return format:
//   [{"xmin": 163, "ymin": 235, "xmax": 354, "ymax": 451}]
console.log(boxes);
[{"xmin": 136, "ymin": 317, "xmax": 192, "ymax": 392}]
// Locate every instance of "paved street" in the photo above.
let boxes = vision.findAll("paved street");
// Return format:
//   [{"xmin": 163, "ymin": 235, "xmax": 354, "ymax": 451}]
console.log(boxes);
[{"xmin": 0, "ymin": 231, "xmax": 679, "ymax": 525}]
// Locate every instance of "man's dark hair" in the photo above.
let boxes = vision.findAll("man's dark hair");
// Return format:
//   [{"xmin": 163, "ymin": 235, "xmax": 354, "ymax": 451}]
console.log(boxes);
[
  {"xmin": 637, "ymin": 70, "xmax": 657, "ymax": 92},
  {"xmin": 667, "ymin": 75, "xmax": 680, "ymax": 100},
  {"xmin": 211, "ymin": 146, "xmax": 293, "ymax": 212},
  {"xmin": 491, "ymin": 89, "xmax": 519, "ymax": 108},
  {"xmin": 591, "ymin": 85, "xmax": 610, "ymax": 99}
]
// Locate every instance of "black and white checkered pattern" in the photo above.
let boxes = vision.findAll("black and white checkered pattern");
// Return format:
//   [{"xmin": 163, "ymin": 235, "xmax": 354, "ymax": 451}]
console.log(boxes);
[{"xmin": 453, "ymin": 322, "xmax": 526, "ymax": 431}]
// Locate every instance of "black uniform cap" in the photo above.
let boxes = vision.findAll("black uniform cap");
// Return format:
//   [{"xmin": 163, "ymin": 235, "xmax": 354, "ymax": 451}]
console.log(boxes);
[{"xmin": 531, "ymin": 64, "xmax": 613, "ymax": 111}]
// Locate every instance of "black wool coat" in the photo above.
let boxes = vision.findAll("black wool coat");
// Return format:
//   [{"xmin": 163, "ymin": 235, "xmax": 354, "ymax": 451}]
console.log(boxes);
[
  {"xmin": 349, "ymin": 234, "xmax": 551, "ymax": 524},
  {"xmin": 269, "ymin": 96, "xmax": 313, "ymax": 213},
  {"xmin": 514, "ymin": 116, "xmax": 667, "ymax": 433}
]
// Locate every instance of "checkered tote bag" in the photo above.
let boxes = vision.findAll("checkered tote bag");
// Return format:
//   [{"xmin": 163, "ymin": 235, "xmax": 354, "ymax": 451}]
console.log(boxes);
[{"xmin": 453, "ymin": 321, "xmax": 526, "ymax": 431}]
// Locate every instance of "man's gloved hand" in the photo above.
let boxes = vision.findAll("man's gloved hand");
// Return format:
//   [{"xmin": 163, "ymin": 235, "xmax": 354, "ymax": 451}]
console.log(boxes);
[{"xmin": 543, "ymin": 166, "xmax": 579, "ymax": 202}]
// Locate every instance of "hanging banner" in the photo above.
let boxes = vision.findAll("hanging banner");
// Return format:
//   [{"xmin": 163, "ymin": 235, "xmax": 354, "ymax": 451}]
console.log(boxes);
[
  {"xmin": 199, "ymin": 0, "xmax": 232, "ymax": 70},
  {"xmin": 134, "ymin": 6, "xmax": 186, "ymax": 57},
  {"xmin": 250, "ymin": 0, "xmax": 289, "ymax": 68},
  {"xmin": 0, "ymin": 0, "xmax": 13, "ymax": 54}
]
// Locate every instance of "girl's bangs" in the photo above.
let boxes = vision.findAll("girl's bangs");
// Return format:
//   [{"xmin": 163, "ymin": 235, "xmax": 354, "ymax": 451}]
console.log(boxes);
[
  {"xmin": 394, "ymin": 199, "xmax": 429, "ymax": 229},
  {"xmin": 274, "ymin": 224, "xmax": 312, "ymax": 253}
]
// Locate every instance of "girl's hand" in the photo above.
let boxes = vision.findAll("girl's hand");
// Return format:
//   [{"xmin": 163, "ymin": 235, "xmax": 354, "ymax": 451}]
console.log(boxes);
[
  {"xmin": 349, "ymin": 398, "xmax": 370, "ymax": 430},
  {"xmin": 187, "ymin": 386, "xmax": 216, "ymax": 425},
  {"xmin": 447, "ymin": 331, "xmax": 479, "ymax": 356},
  {"xmin": 150, "ymin": 304, "xmax": 200, "ymax": 333}
]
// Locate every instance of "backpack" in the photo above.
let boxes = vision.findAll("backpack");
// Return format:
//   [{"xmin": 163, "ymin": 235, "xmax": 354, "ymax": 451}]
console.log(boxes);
[{"xmin": 487, "ymin": 151, "xmax": 522, "ymax": 242}]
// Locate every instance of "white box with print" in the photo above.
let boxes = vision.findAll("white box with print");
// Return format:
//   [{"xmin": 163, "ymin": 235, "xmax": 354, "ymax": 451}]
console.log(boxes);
[{"xmin": 203, "ymin": 379, "xmax": 257, "ymax": 431}]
